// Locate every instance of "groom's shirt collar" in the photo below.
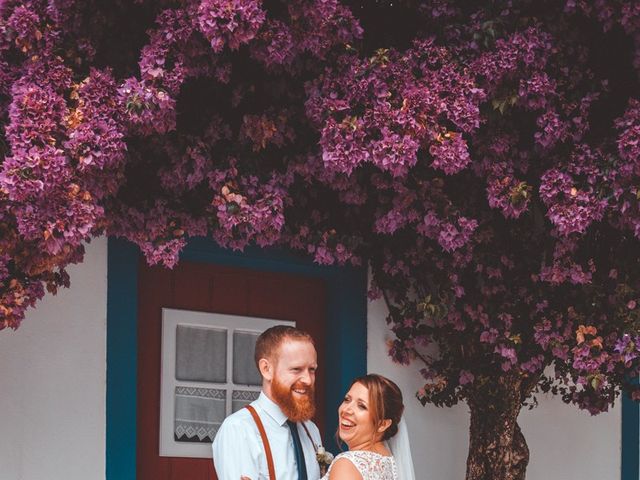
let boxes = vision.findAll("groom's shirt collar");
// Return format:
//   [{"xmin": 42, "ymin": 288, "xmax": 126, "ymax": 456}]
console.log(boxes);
[{"xmin": 257, "ymin": 391, "xmax": 289, "ymax": 426}]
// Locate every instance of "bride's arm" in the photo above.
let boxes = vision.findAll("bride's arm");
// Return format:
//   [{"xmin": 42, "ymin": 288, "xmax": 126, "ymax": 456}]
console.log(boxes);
[{"xmin": 328, "ymin": 458, "xmax": 363, "ymax": 480}]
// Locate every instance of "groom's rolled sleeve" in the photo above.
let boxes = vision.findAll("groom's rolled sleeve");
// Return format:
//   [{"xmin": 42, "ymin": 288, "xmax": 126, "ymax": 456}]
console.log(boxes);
[{"xmin": 212, "ymin": 416, "xmax": 261, "ymax": 480}]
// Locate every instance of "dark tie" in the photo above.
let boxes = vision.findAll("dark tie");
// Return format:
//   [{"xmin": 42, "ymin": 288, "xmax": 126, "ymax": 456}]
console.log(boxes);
[{"xmin": 287, "ymin": 420, "xmax": 308, "ymax": 480}]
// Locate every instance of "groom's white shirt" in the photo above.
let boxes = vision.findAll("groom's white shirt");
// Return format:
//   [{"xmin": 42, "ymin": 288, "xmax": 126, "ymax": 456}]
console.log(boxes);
[{"xmin": 212, "ymin": 392, "xmax": 322, "ymax": 480}]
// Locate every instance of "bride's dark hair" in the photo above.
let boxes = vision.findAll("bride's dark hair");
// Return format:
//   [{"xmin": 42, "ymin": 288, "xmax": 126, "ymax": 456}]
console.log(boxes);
[{"xmin": 351, "ymin": 373, "xmax": 404, "ymax": 441}]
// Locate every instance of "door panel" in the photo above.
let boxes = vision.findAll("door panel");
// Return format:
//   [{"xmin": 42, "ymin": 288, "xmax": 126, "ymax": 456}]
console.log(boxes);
[{"xmin": 137, "ymin": 260, "xmax": 327, "ymax": 480}]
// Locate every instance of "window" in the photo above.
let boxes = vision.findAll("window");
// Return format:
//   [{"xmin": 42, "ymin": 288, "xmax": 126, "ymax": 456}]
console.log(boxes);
[{"xmin": 159, "ymin": 308, "xmax": 294, "ymax": 458}]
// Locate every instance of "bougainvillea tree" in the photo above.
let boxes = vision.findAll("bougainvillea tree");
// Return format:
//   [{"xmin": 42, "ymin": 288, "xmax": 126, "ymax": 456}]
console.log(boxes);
[{"xmin": 1, "ymin": 1, "xmax": 639, "ymax": 478}]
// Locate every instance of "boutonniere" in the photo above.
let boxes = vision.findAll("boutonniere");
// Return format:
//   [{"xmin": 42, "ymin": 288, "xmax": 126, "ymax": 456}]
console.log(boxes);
[
  {"xmin": 315, "ymin": 445, "xmax": 334, "ymax": 476},
  {"xmin": 300, "ymin": 422, "xmax": 334, "ymax": 475}
]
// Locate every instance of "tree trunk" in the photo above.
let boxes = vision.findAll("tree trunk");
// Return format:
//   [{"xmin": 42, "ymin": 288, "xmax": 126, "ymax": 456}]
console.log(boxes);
[{"xmin": 464, "ymin": 373, "xmax": 533, "ymax": 480}]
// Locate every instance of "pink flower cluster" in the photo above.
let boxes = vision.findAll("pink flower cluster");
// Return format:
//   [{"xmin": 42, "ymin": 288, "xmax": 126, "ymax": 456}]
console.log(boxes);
[
  {"xmin": 616, "ymin": 99, "xmax": 640, "ymax": 168},
  {"xmin": 139, "ymin": 7, "xmax": 219, "ymax": 95},
  {"xmin": 251, "ymin": 0, "xmax": 363, "ymax": 68},
  {"xmin": 307, "ymin": 42, "xmax": 483, "ymax": 178},
  {"xmin": 65, "ymin": 69, "xmax": 127, "ymax": 197},
  {"xmin": 2, "ymin": 0, "xmax": 640, "ymax": 420},
  {"xmin": 539, "ymin": 148, "xmax": 609, "ymax": 236},
  {"xmin": 429, "ymin": 133, "xmax": 471, "ymax": 175},
  {"xmin": 109, "ymin": 201, "xmax": 207, "ymax": 268},
  {"xmin": 197, "ymin": 0, "xmax": 265, "ymax": 53},
  {"xmin": 118, "ymin": 78, "xmax": 176, "ymax": 136},
  {"xmin": 208, "ymin": 164, "xmax": 287, "ymax": 251}
]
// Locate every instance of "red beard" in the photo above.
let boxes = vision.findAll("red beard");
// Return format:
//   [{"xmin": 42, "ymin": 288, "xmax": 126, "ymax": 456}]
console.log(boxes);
[{"xmin": 271, "ymin": 376, "xmax": 316, "ymax": 422}]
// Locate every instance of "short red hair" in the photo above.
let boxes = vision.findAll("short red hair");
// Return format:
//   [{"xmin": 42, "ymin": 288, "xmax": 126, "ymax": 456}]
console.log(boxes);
[{"xmin": 254, "ymin": 325, "xmax": 314, "ymax": 368}]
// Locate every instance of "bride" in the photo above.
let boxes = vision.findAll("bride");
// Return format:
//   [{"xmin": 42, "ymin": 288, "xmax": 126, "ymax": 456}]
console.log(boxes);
[
  {"xmin": 322, "ymin": 374, "xmax": 415, "ymax": 480},
  {"xmin": 239, "ymin": 373, "xmax": 415, "ymax": 480}
]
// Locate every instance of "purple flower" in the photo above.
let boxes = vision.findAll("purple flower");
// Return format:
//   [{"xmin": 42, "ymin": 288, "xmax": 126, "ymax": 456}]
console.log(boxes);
[
  {"xmin": 429, "ymin": 133, "xmax": 471, "ymax": 175},
  {"xmin": 459, "ymin": 370, "xmax": 475, "ymax": 385},
  {"xmin": 480, "ymin": 328, "xmax": 499, "ymax": 344},
  {"xmin": 118, "ymin": 78, "xmax": 176, "ymax": 136},
  {"xmin": 197, "ymin": 0, "xmax": 266, "ymax": 53}
]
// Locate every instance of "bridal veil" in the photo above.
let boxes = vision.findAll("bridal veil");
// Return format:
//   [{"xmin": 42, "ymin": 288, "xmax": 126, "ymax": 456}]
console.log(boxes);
[{"xmin": 385, "ymin": 417, "xmax": 416, "ymax": 480}]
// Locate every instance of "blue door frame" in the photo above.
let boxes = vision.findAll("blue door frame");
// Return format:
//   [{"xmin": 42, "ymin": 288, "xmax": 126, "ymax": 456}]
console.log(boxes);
[{"xmin": 106, "ymin": 237, "xmax": 367, "ymax": 480}]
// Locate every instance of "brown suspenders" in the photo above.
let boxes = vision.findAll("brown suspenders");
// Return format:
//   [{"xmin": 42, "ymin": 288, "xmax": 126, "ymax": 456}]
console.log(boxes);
[
  {"xmin": 245, "ymin": 405, "xmax": 277, "ymax": 479},
  {"xmin": 299, "ymin": 423, "xmax": 316, "ymax": 450},
  {"xmin": 245, "ymin": 405, "xmax": 317, "ymax": 480}
]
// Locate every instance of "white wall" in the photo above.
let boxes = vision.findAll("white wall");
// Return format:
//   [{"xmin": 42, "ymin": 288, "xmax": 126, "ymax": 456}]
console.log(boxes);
[
  {"xmin": 0, "ymin": 237, "xmax": 108, "ymax": 480},
  {"xmin": 367, "ymin": 295, "xmax": 621, "ymax": 480}
]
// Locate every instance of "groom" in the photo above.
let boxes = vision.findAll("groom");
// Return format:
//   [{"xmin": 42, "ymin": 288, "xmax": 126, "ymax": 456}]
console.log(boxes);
[{"xmin": 212, "ymin": 325, "xmax": 322, "ymax": 480}]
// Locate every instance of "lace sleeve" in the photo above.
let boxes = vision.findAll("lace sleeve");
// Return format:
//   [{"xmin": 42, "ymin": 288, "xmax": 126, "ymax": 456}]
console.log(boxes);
[{"xmin": 322, "ymin": 452, "xmax": 365, "ymax": 479}]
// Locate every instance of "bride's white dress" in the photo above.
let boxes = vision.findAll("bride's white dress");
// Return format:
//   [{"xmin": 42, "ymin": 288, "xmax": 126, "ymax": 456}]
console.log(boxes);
[{"xmin": 321, "ymin": 451, "xmax": 398, "ymax": 480}]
